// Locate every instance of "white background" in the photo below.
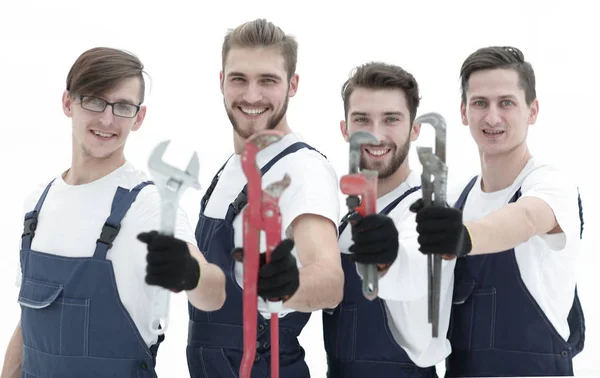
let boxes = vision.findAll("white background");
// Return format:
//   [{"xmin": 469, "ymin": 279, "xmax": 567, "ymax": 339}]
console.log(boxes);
[{"xmin": 1, "ymin": 0, "xmax": 598, "ymax": 376}]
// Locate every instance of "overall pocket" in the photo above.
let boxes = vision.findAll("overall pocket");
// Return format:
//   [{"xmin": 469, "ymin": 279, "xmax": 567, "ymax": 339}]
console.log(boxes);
[
  {"xmin": 19, "ymin": 278, "xmax": 90, "ymax": 356},
  {"xmin": 450, "ymin": 280, "xmax": 496, "ymax": 350},
  {"xmin": 335, "ymin": 304, "xmax": 358, "ymax": 361}
]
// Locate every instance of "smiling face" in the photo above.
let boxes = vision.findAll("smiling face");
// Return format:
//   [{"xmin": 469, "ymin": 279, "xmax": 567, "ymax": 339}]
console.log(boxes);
[
  {"xmin": 220, "ymin": 46, "xmax": 298, "ymax": 139},
  {"xmin": 341, "ymin": 87, "xmax": 419, "ymax": 179},
  {"xmin": 461, "ymin": 68, "xmax": 538, "ymax": 157},
  {"xmin": 62, "ymin": 76, "xmax": 146, "ymax": 160}
]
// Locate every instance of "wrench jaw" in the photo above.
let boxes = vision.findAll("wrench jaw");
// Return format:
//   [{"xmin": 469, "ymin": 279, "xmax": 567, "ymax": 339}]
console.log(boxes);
[
  {"xmin": 146, "ymin": 139, "xmax": 202, "ymax": 336},
  {"xmin": 348, "ymin": 130, "xmax": 380, "ymax": 174},
  {"xmin": 247, "ymin": 130, "xmax": 283, "ymax": 151},
  {"xmin": 416, "ymin": 148, "xmax": 448, "ymax": 207},
  {"xmin": 263, "ymin": 174, "xmax": 291, "ymax": 199},
  {"xmin": 341, "ymin": 131, "xmax": 381, "ymax": 300},
  {"xmin": 414, "ymin": 112, "xmax": 447, "ymax": 162},
  {"xmin": 261, "ymin": 173, "xmax": 291, "ymax": 314},
  {"xmin": 345, "ymin": 129, "xmax": 379, "ymax": 214},
  {"xmin": 241, "ymin": 131, "xmax": 284, "ymax": 224},
  {"xmin": 148, "ymin": 140, "xmax": 201, "ymax": 185}
]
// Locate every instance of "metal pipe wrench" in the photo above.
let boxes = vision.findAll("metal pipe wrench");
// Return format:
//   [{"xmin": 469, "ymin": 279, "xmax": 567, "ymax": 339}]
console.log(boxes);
[
  {"xmin": 239, "ymin": 130, "xmax": 290, "ymax": 378},
  {"xmin": 414, "ymin": 112, "xmax": 448, "ymax": 338},
  {"xmin": 147, "ymin": 140, "xmax": 201, "ymax": 336},
  {"xmin": 340, "ymin": 130, "xmax": 380, "ymax": 300}
]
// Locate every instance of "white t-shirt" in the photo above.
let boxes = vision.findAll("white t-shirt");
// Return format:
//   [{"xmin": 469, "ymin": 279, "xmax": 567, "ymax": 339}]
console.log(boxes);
[
  {"xmin": 457, "ymin": 157, "xmax": 581, "ymax": 341},
  {"xmin": 202, "ymin": 133, "xmax": 340, "ymax": 319},
  {"xmin": 16, "ymin": 161, "xmax": 197, "ymax": 348},
  {"xmin": 338, "ymin": 170, "xmax": 455, "ymax": 367}
]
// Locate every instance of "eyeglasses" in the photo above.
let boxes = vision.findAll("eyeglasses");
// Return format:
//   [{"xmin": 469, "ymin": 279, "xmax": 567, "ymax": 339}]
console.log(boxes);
[{"xmin": 76, "ymin": 95, "xmax": 141, "ymax": 118}]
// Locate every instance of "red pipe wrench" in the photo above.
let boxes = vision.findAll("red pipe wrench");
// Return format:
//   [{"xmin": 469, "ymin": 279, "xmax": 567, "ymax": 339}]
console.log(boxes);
[
  {"xmin": 339, "ymin": 130, "xmax": 381, "ymax": 300},
  {"xmin": 239, "ymin": 130, "xmax": 290, "ymax": 378}
]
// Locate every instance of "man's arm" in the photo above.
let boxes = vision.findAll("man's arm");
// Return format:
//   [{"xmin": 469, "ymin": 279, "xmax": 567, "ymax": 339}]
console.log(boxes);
[
  {"xmin": 185, "ymin": 243, "xmax": 226, "ymax": 311},
  {"xmin": 465, "ymin": 196, "xmax": 560, "ymax": 256},
  {"xmin": 281, "ymin": 214, "xmax": 344, "ymax": 311},
  {"xmin": 1, "ymin": 321, "xmax": 22, "ymax": 378}
]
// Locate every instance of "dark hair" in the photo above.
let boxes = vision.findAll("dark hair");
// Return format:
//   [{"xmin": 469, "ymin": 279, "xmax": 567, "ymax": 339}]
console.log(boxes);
[
  {"xmin": 341, "ymin": 62, "xmax": 421, "ymax": 124},
  {"xmin": 66, "ymin": 47, "xmax": 146, "ymax": 103},
  {"xmin": 460, "ymin": 46, "xmax": 536, "ymax": 105},
  {"xmin": 222, "ymin": 18, "xmax": 298, "ymax": 80}
]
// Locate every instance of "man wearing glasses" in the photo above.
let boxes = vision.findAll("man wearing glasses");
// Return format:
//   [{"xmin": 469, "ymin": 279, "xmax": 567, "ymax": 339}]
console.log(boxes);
[{"xmin": 1, "ymin": 47, "xmax": 226, "ymax": 378}]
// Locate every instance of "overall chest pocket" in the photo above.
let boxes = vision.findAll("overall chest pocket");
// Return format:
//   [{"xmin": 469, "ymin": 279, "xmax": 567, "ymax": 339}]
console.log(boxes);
[{"xmin": 19, "ymin": 278, "xmax": 90, "ymax": 357}]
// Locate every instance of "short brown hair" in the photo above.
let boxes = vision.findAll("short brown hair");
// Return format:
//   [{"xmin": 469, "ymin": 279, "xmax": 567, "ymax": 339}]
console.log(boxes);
[
  {"xmin": 221, "ymin": 19, "xmax": 298, "ymax": 80},
  {"xmin": 66, "ymin": 47, "xmax": 146, "ymax": 103},
  {"xmin": 342, "ymin": 62, "xmax": 421, "ymax": 124},
  {"xmin": 460, "ymin": 46, "xmax": 536, "ymax": 105}
]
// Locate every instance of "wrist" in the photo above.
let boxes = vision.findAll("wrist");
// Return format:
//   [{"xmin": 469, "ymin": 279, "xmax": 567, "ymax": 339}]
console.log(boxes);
[
  {"xmin": 457, "ymin": 224, "xmax": 473, "ymax": 257},
  {"xmin": 186, "ymin": 257, "xmax": 202, "ymax": 291}
]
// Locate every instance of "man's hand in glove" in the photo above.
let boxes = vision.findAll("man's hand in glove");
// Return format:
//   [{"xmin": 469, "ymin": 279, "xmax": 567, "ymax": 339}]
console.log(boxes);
[
  {"xmin": 232, "ymin": 238, "xmax": 299, "ymax": 302},
  {"xmin": 137, "ymin": 231, "xmax": 201, "ymax": 292},
  {"xmin": 349, "ymin": 213, "xmax": 399, "ymax": 271},
  {"xmin": 409, "ymin": 198, "xmax": 472, "ymax": 259}
]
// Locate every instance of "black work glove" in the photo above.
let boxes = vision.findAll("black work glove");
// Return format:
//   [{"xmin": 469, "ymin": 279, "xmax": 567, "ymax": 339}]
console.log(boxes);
[
  {"xmin": 232, "ymin": 238, "xmax": 299, "ymax": 302},
  {"xmin": 348, "ymin": 213, "xmax": 399, "ymax": 266},
  {"xmin": 409, "ymin": 199, "xmax": 472, "ymax": 258},
  {"xmin": 137, "ymin": 231, "xmax": 200, "ymax": 292}
]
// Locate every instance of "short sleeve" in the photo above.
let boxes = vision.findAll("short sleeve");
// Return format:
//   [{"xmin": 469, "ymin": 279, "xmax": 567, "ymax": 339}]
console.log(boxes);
[{"xmin": 519, "ymin": 165, "xmax": 582, "ymax": 251}]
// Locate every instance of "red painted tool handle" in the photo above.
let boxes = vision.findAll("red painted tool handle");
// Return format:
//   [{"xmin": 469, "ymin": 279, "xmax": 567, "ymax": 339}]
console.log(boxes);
[
  {"xmin": 263, "ymin": 199, "xmax": 281, "ymax": 378},
  {"xmin": 239, "ymin": 143, "xmax": 263, "ymax": 378},
  {"xmin": 240, "ymin": 215, "xmax": 259, "ymax": 378}
]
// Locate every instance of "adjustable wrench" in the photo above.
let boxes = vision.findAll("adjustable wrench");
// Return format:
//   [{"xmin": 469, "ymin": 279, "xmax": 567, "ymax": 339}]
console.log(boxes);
[
  {"xmin": 240, "ymin": 130, "xmax": 290, "ymax": 378},
  {"xmin": 147, "ymin": 140, "xmax": 201, "ymax": 336},
  {"xmin": 414, "ymin": 112, "xmax": 448, "ymax": 338},
  {"xmin": 340, "ymin": 130, "xmax": 380, "ymax": 300}
]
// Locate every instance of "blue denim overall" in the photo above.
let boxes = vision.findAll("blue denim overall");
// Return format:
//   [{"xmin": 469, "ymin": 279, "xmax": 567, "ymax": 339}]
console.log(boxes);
[
  {"xmin": 187, "ymin": 142, "xmax": 322, "ymax": 378},
  {"xmin": 18, "ymin": 180, "xmax": 163, "ymax": 378},
  {"xmin": 446, "ymin": 176, "xmax": 585, "ymax": 377},
  {"xmin": 324, "ymin": 186, "xmax": 437, "ymax": 378}
]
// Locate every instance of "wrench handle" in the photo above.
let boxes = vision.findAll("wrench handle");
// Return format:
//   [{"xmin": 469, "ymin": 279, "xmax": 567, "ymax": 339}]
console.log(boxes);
[
  {"xmin": 357, "ymin": 263, "xmax": 378, "ymax": 300},
  {"xmin": 159, "ymin": 192, "xmax": 178, "ymax": 236},
  {"xmin": 431, "ymin": 254, "xmax": 442, "ymax": 337},
  {"xmin": 149, "ymin": 188, "xmax": 179, "ymax": 335},
  {"xmin": 240, "ymin": 216, "xmax": 260, "ymax": 378},
  {"xmin": 417, "ymin": 146, "xmax": 448, "ymax": 338},
  {"xmin": 263, "ymin": 198, "xmax": 283, "ymax": 378},
  {"xmin": 149, "ymin": 287, "xmax": 170, "ymax": 335}
]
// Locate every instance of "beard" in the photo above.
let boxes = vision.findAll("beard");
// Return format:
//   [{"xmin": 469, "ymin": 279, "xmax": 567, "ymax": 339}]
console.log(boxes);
[
  {"xmin": 360, "ymin": 137, "xmax": 410, "ymax": 179},
  {"xmin": 224, "ymin": 95, "xmax": 289, "ymax": 139}
]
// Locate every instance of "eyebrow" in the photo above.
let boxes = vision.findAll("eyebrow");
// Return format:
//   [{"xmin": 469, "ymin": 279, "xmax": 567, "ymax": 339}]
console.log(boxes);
[
  {"xmin": 227, "ymin": 71, "xmax": 283, "ymax": 81},
  {"xmin": 350, "ymin": 111, "xmax": 405, "ymax": 117},
  {"xmin": 470, "ymin": 94, "xmax": 519, "ymax": 101},
  {"xmin": 113, "ymin": 98, "xmax": 138, "ymax": 105},
  {"xmin": 91, "ymin": 95, "xmax": 137, "ymax": 105}
]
